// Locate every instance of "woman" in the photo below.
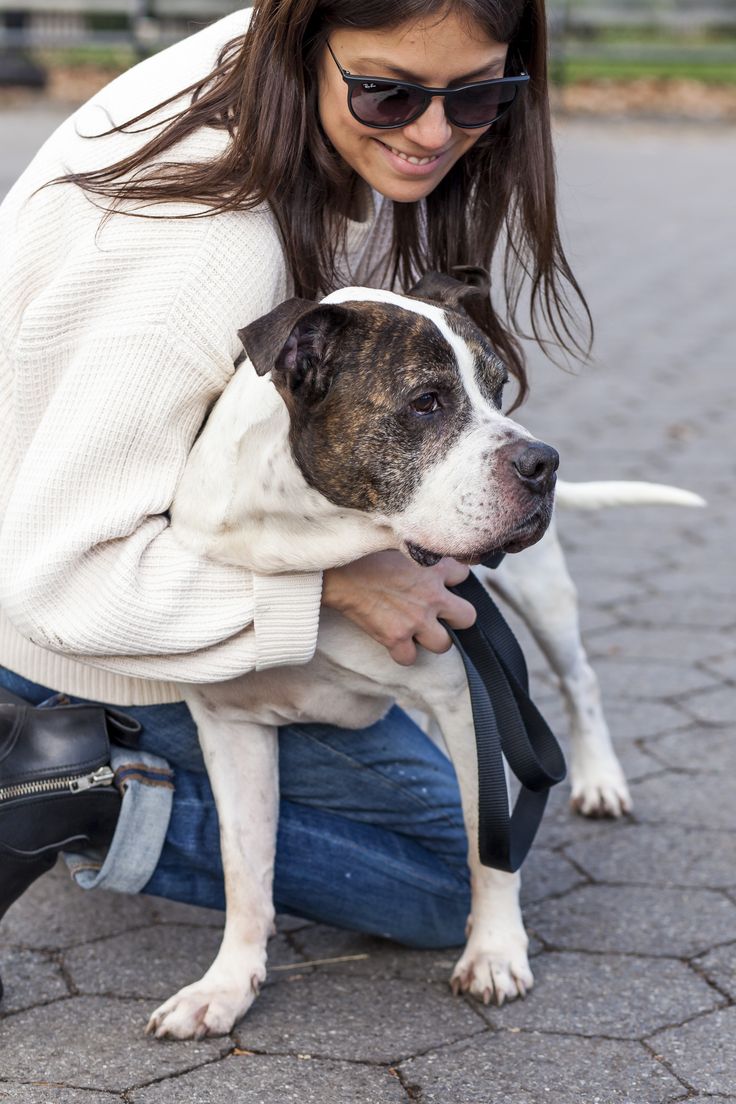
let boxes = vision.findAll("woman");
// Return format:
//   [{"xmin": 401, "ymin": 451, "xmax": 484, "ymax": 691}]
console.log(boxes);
[{"xmin": 0, "ymin": 0, "xmax": 588, "ymax": 975}]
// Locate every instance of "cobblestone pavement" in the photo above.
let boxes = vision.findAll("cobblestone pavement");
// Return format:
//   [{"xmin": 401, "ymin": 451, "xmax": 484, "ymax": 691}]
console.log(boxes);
[{"xmin": 1, "ymin": 107, "xmax": 734, "ymax": 1102}]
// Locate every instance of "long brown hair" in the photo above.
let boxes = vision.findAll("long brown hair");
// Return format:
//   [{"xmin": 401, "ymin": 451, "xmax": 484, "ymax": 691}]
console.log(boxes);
[{"xmin": 59, "ymin": 0, "xmax": 592, "ymax": 407}]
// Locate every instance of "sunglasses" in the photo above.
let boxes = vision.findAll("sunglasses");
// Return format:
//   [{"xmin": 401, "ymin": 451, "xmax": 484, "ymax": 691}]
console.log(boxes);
[{"xmin": 326, "ymin": 41, "xmax": 529, "ymax": 130}]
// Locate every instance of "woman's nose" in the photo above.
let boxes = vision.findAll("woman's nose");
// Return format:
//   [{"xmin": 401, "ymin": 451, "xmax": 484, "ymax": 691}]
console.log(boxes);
[{"xmin": 401, "ymin": 97, "xmax": 454, "ymax": 151}]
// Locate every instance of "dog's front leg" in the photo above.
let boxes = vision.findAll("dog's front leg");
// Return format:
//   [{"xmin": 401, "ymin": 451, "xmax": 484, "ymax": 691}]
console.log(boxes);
[
  {"xmin": 146, "ymin": 693, "xmax": 278, "ymax": 1040},
  {"xmin": 427, "ymin": 690, "xmax": 533, "ymax": 1007}
]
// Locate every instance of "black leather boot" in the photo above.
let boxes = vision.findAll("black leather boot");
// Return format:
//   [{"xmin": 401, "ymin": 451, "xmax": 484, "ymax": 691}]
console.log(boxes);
[{"xmin": 0, "ymin": 687, "xmax": 140, "ymax": 1001}]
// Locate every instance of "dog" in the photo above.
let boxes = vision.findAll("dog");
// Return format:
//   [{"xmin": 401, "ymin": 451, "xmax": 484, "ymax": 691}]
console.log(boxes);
[{"xmin": 146, "ymin": 273, "xmax": 702, "ymax": 1039}]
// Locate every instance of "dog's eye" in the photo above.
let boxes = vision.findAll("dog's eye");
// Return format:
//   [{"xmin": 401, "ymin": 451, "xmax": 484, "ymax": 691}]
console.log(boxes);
[{"xmin": 410, "ymin": 392, "xmax": 440, "ymax": 415}]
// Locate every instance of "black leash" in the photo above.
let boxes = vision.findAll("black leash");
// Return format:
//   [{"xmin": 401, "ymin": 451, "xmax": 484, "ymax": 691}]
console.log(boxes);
[{"xmin": 446, "ymin": 554, "xmax": 566, "ymax": 873}]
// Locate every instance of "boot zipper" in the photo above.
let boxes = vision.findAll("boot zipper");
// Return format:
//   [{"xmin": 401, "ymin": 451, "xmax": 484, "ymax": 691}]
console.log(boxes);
[{"xmin": 0, "ymin": 765, "xmax": 115, "ymax": 803}]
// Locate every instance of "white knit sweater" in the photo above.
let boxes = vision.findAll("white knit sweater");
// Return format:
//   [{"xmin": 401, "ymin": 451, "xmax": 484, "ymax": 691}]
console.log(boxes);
[{"xmin": 0, "ymin": 10, "xmax": 395, "ymax": 705}]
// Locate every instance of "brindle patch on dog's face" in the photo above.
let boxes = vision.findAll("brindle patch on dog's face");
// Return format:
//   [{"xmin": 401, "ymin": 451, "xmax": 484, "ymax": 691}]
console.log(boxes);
[
  {"xmin": 278, "ymin": 301, "xmax": 507, "ymax": 514},
  {"xmin": 257, "ymin": 288, "xmax": 555, "ymax": 563}
]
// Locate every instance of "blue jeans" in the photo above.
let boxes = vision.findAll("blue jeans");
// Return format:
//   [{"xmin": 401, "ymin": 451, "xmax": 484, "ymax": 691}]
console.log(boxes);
[{"xmin": 0, "ymin": 666, "xmax": 470, "ymax": 948}]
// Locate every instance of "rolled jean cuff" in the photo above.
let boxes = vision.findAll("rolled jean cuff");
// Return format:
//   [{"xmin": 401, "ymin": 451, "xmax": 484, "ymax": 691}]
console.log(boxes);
[{"xmin": 63, "ymin": 747, "xmax": 174, "ymax": 894}]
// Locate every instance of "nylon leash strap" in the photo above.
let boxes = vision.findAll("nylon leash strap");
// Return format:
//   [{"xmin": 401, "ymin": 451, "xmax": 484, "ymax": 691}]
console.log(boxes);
[{"xmin": 446, "ymin": 557, "xmax": 566, "ymax": 873}]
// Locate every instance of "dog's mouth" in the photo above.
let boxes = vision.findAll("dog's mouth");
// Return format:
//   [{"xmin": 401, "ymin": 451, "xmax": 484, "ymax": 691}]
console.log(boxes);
[{"xmin": 404, "ymin": 505, "xmax": 552, "ymax": 567}]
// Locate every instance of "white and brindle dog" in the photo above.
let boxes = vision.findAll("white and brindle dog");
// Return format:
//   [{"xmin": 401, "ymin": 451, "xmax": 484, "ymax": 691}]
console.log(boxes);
[{"xmin": 147, "ymin": 274, "xmax": 702, "ymax": 1040}]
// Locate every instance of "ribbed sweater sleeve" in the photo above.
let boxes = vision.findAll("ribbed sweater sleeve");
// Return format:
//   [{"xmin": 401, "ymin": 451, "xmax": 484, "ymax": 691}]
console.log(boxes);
[
  {"xmin": 0, "ymin": 320, "xmax": 323, "ymax": 681},
  {"xmin": 0, "ymin": 155, "xmax": 326, "ymax": 684}
]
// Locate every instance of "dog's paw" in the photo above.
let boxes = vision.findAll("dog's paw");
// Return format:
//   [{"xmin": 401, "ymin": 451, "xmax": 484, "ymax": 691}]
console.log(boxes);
[
  {"xmin": 450, "ymin": 940, "xmax": 533, "ymax": 1006},
  {"xmin": 145, "ymin": 974, "xmax": 261, "ymax": 1040},
  {"xmin": 570, "ymin": 761, "xmax": 632, "ymax": 818},
  {"xmin": 569, "ymin": 747, "xmax": 632, "ymax": 818}
]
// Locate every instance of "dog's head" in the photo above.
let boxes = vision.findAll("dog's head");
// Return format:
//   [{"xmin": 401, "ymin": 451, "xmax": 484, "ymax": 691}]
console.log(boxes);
[{"xmin": 238, "ymin": 273, "xmax": 558, "ymax": 564}]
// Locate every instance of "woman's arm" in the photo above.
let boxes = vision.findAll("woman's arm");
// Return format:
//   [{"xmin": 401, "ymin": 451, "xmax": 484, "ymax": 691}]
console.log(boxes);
[{"xmin": 0, "ymin": 325, "xmax": 323, "ymax": 683}]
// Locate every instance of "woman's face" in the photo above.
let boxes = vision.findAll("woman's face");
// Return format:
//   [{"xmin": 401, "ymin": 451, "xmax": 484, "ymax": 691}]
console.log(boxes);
[{"xmin": 317, "ymin": 9, "xmax": 508, "ymax": 205}]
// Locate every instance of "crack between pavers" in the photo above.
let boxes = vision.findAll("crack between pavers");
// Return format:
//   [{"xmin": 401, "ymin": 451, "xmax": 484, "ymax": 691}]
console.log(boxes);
[
  {"xmin": 522, "ymin": 937, "xmax": 736, "ymax": 967},
  {"xmin": 687, "ymin": 952, "xmax": 736, "ymax": 1004},
  {"xmin": 521, "ymin": 875, "xmax": 591, "ymax": 907},
  {"xmin": 0, "ymin": 1078, "xmax": 123, "ymax": 1100},
  {"xmin": 228, "ymin": 1022, "xmax": 492, "ymax": 1070},
  {"xmin": 391, "ymin": 1062, "xmax": 425, "ymax": 1101},
  {"xmin": 635, "ymin": 1038, "xmax": 696, "ymax": 1098},
  {"xmin": 555, "ymin": 875, "xmax": 736, "ymax": 891},
  {"xmin": 278, "ymin": 924, "xmax": 313, "ymax": 967},
  {"xmin": 610, "ymin": 809, "xmax": 736, "ymax": 832},
  {"xmin": 0, "ymin": 991, "xmax": 75, "ymax": 1022},
  {"xmin": 639, "ymin": 1037, "xmax": 700, "ymax": 1099},
  {"xmin": 120, "ymin": 1049, "xmax": 234, "ymax": 1093},
  {"xmin": 478, "ymin": 1019, "xmax": 722, "ymax": 1044},
  {"xmin": 54, "ymin": 948, "xmax": 79, "ymax": 998},
  {"xmin": 614, "ymin": 615, "xmax": 736, "ymax": 635},
  {"xmin": 0, "ymin": 921, "xmax": 172, "ymax": 957},
  {"xmin": 638, "ymin": 999, "xmax": 733, "ymax": 1043}
]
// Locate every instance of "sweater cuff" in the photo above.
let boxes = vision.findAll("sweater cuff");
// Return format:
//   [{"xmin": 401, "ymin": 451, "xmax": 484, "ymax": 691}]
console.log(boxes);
[{"xmin": 252, "ymin": 571, "xmax": 324, "ymax": 670}]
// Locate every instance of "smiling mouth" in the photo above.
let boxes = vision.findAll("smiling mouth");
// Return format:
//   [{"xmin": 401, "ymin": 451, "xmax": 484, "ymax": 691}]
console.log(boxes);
[{"xmin": 378, "ymin": 140, "xmax": 444, "ymax": 167}]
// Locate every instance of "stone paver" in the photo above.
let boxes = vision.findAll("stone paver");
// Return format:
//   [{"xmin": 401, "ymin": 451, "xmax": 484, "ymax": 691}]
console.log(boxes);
[
  {"xmin": 653, "ymin": 1007, "xmax": 736, "ymax": 1095},
  {"xmin": 0, "ymin": 997, "xmax": 229, "ymax": 1091},
  {"xmin": 645, "ymin": 725, "xmax": 735, "ymax": 772},
  {"xmin": 129, "ymin": 1052, "xmax": 407, "ymax": 1103},
  {"xmin": 0, "ymin": 861, "xmax": 157, "ymax": 949},
  {"xmin": 479, "ymin": 952, "xmax": 722, "ymax": 1039},
  {"xmin": 234, "ymin": 973, "xmax": 485, "ymax": 1064},
  {"xmin": 591, "ymin": 656, "xmax": 719, "ymax": 702},
  {"xmin": 0, "ymin": 103, "xmax": 734, "ymax": 1102},
  {"xmin": 693, "ymin": 943, "xmax": 736, "ymax": 1001},
  {"xmin": 630, "ymin": 772, "xmax": 736, "ymax": 831},
  {"xmin": 588, "ymin": 624, "xmax": 731, "ymax": 665},
  {"xmin": 0, "ymin": 947, "xmax": 69, "ymax": 1014},
  {"xmin": 527, "ymin": 884, "xmax": 736, "ymax": 958},
  {"xmin": 400, "ymin": 1032, "xmax": 685, "ymax": 1104},
  {"xmin": 565, "ymin": 823, "xmax": 736, "ymax": 889},
  {"xmin": 675, "ymin": 684, "xmax": 736, "ymax": 726}
]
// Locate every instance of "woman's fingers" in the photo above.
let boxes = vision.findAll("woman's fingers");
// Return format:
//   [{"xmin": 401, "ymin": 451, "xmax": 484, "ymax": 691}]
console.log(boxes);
[
  {"xmin": 436, "ymin": 556, "xmax": 472, "ymax": 589},
  {"xmin": 437, "ymin": 590, "xmax": 477, "ymax": 632},
  {"xmin": 388, "ymin": 637, "xmax": 418, "ymax": 667},
  {"xmin": 322, "ymin": 550, "xmax": 478, "ymax": 665}
]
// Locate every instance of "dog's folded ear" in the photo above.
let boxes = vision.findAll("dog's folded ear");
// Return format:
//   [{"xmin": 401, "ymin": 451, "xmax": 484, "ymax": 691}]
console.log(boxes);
[
  {"xmin": 238, "ymin": 299, "xmax": 352, "ymax": 405},
  {"xmin": 408, "ymin": 267, "xmax": 490, "ymax": 314}
]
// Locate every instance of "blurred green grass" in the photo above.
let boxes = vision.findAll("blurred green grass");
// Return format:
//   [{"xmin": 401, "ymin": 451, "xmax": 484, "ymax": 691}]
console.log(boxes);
[{"xmin": 561, "ymin": 59, "xmax": 736, "ymax": 83}]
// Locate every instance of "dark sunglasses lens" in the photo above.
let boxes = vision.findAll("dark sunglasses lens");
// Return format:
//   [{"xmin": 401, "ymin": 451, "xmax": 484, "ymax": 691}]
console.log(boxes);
[
  {"xmin": 448, "ymin": 82, "xmax": 518, "ymax": 126},
  {"xmin": 349, "ymin": 81, "xmax": 425, "ymax": 127}
]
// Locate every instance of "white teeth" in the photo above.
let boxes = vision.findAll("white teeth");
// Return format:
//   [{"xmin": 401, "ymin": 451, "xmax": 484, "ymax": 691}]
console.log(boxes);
[{"xmin": 385, "ymin": 143, "xmax": 438, "ymax": 166}]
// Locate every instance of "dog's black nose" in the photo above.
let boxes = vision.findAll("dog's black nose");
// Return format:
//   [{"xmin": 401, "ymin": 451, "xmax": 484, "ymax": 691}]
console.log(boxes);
[{"xmin": 512, "ymin": 442, "xmax": 559, "ymax": 494}]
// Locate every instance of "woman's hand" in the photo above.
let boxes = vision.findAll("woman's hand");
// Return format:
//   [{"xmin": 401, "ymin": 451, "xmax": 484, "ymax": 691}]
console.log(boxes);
[{"xmin": 322, "ymin": 550, "xmax": 477, "ymax": 666}]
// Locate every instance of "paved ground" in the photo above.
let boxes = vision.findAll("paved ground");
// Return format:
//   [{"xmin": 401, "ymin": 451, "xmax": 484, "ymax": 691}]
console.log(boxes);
[{"xmin": 1, "ymin": 104, "xmax": 735, "ymax": 1102}]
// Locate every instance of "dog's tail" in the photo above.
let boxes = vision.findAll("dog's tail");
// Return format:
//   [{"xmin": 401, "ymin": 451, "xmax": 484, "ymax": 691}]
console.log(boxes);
[{"xmin": 556, "ymin": 479, "xmax": 706, "ymax": 511}]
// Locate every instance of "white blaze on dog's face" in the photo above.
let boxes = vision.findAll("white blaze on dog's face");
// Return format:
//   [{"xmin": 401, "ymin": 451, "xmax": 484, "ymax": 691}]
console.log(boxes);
[{"xmin": 239, "ymin": 274, "xmax": 559, "ymax": 565}]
